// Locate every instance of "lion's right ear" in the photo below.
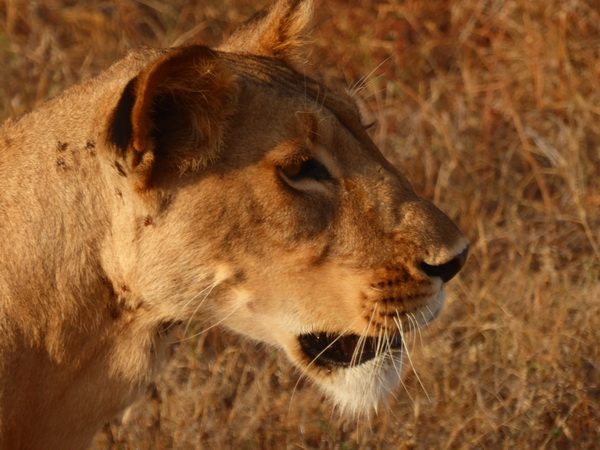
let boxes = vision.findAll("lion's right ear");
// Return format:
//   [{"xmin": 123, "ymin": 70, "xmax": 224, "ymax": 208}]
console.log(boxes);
[{"xmin": 108, "ymin": 46, "xmax": 238, "ymax": 188}]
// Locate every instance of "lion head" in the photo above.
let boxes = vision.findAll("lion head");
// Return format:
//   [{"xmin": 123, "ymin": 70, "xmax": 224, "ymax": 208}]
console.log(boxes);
[{"xmin": 99, "ymin": 0, "xmax": 468, "ymax": 414}]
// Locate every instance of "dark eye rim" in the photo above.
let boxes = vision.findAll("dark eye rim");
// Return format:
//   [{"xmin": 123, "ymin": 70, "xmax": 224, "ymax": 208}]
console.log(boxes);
[
  {"xmin": 279, "ymin": 158, "xmax": 332, "ymax": 183},
  {"xmin": 364, "ymin": 120, "xmax": 377, "ymax": 131}
]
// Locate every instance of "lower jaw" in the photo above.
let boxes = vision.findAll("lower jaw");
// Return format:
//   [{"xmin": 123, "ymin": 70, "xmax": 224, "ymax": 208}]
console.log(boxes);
[{"xmin": 306, "ymin": 348, "xmax": 406, "ymax": 415}]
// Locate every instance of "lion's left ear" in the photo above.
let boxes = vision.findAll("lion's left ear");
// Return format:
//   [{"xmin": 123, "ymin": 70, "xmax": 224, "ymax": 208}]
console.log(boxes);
[
  {"xmin": 219, "ymin": 0, "xmax": 313, "ymax": 72},
  {"xmin": 109, "ymin": 45, "xmax": 238, "ymax": 188}
]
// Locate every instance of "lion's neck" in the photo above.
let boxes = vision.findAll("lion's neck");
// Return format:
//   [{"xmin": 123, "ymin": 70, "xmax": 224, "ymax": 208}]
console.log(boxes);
[{"xmin": 0, "ymin": 111, "xmax": 163, "ymax": 448}]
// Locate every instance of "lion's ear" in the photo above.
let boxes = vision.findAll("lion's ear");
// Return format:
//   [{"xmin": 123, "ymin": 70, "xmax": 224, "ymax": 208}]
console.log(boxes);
[
  {"xmin": 108, "ymin": 46, "xmax": 238, "ymax": 188},
  {"xmin": 220, "ymin": 0, "xmax": 313, "ymax": 71}
]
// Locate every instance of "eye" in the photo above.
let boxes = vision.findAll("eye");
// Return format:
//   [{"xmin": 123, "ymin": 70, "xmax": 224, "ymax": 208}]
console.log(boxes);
[{"xmin": 280, "ymin": 158, "xmax": 331, "ymax": 182}]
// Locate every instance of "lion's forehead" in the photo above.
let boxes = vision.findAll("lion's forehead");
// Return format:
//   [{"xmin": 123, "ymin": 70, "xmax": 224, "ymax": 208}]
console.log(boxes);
[
  {"xmin": 221, "ymin": 52, "xmax": 325, "ymax": 99},
  {"xmin": 221, "ymin": 52, "xmax": 367, "ymax": 137},
  {"xmin": 221, "ymin": 53, "xmax": 315, "ymax": 92}
]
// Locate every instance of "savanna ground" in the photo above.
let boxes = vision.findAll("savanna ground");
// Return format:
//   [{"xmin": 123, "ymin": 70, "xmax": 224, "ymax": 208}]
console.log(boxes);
[{"xmin": 1, "ymin": 0, "xmax": 599, "ymax": 448}]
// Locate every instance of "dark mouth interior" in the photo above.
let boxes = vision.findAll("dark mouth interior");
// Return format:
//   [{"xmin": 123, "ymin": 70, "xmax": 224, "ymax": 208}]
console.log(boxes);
[{"xmin": 298, "ymin": 332, "xmax": 403, "ymax": 369}]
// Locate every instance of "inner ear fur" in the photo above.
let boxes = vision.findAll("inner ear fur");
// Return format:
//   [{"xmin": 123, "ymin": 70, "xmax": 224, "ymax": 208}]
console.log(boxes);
[
  {"xmin": 109, "ymin": 45, "xmax": 238, "ymax": 187},
  {"xmin": 220, "ymin": 0, "xmax": 313, "ymax": 72}
]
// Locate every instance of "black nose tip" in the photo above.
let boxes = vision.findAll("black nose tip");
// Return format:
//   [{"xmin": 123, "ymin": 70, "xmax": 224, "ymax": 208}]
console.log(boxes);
[{"xmin": 420, "ymin": 246, "xmax": 469, "ymax": 283}]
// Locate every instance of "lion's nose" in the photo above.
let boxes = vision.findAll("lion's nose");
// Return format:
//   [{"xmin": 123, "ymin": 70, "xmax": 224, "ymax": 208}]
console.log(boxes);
[{"xmin": 420, "ymin": 246, "xmax": 468, "ymax": 283}]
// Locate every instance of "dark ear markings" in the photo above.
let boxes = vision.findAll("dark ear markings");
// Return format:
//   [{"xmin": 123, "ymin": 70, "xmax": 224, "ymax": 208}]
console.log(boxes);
[
  {"xmin": 131, "ymin": 46, "xmax": 238, "ymax": 177},
  {"xmin": 108, "ymin": 77, "xmax": 138, "ymax": 155},
  {"xmin": 107, "ymin": 46, "xmax": 238, "ymax": 188},
  {"xmin": 85, "ymin": 140, "xmax": 97, "ymax": 157},
  {"xmin": 114, "ymin": 161, "xmax": 127, "ymax": 177}
]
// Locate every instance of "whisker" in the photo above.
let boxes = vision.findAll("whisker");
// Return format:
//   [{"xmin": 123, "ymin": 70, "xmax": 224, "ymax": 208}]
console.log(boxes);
[
  {"xmin": 350, "ymin": 303, "xmax": 378, "ymax": 367},
  {"xmin": 392, "ymin": 352, "xmax": 414, "ymax": 405},
  {"xmin": 349, "ymin": 56, "xmax": 391, "ymax": 95},
  {"xmin": 348, "ymin": 307, "xmax": 372, "ymax": 368},
  {"xmin": 425, "ymin": 304, "xmax": 438, "ymax": 324},
  {"xmin": 363, "ymin": 327, "xmax": 383, "ymax": 406},
  {"xmin": 377, "ymin": 318, "xmax": 387, "ymax": 357},
  {"xmin": 406, "ymin": 313, "xmax": 419, "ymax": 348},
  {"xmin": 176, "ymin": 302, "xmax": 240, "ymax": 343},
  {"xmin": 180, "ymin": 280, "xmax": 219, "ymax": 336},
  {"xmin": 395, "ymin": 312, "xmax": 430, "ymax": 402},
  {"xmin": 377, "ymin": 360, "xmax": 403, "ymax": 405},
  {"xmin": 380, "ymin": 322, "xmax": 413, "ymax": 405},
  {"xmin": 416, "ymin": 310, "xmax": 431, "ymax": 347}
]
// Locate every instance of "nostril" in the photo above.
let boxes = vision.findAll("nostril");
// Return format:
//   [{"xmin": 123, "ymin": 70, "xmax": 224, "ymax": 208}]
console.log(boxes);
[{"xmin": 420, "ymin": 247, "xmax": 469, "ymax": 283}]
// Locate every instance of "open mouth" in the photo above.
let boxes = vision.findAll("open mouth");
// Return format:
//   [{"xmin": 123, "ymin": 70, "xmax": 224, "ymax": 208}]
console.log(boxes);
[{"xmin": 298, "ymin": 332, "xmax": 403, "ymax": 369}]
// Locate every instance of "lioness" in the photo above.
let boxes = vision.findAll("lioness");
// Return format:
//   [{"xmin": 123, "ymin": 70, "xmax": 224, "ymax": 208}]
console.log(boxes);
[{"xmin": 0, "ymin": 0, "xmax": 468, "ymax": 448}]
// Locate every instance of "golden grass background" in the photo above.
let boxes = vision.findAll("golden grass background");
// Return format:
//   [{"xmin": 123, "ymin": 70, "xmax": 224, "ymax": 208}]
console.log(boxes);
[{"xmin": 1, "ymin": 0, "xmax": 599, "ymax": 448}]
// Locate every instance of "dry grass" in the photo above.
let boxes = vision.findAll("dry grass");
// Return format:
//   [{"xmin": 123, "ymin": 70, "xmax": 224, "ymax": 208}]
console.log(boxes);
[{"xmin": 1, "ymin": 0, "xmax": 599, "ymax": 448}]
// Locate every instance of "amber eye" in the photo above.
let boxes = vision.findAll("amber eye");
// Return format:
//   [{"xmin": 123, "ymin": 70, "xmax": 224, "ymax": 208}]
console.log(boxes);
[{"xmin": 280, "ymin": 158, "xmax": 331, "ymax": 182}]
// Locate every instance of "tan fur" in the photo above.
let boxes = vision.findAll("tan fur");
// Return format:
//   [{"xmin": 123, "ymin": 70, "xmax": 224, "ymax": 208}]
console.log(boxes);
[{"xmin": 0, "ymin": 1, "xmax": 468, "ymax": 448}]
